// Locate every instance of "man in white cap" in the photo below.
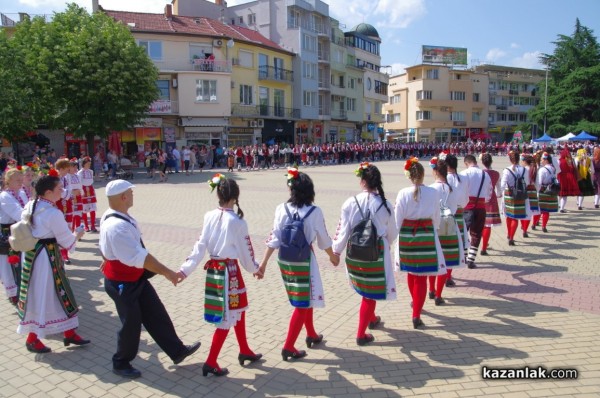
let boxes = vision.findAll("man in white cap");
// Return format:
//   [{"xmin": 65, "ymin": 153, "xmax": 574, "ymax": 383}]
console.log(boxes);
[{"xmin": 99, "ymin": 179, "xmax": 200, "ymax": 379}]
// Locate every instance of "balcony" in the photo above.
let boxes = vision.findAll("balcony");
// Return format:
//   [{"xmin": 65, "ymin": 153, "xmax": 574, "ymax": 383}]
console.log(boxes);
[
  {"xmin": 258, "ymin": 66, "xmax": 294, "ymax": 83},
  {"xmin": 148, "ymin": 100, "xmax": 178, "ymax": 114},
  {"xmin": 191, "ymin": 59, "xmax": 231, "ymax": 73},
  {"xmin": 331, "ymin": 109, "xmax": 347, "ymax": 120},
  {"xmin": 318, "ymin": 49, "xmax": 330, "ymax": 63},
  {"xmin": 231, "ymin": 104, "xmax": 300, "ymax": 119},
  {"xmin": 318, "ymin": 79, "xmax": 330, "ymax": 90}
]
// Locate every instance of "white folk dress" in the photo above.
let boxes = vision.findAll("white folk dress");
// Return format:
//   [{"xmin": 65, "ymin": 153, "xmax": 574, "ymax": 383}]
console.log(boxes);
[
  {"xmin": 77, "ymin": 168, "xmax": 97, "ymax": 213},
  {"xmin": 447, "ymin": 172, "xmax": 470, "ymax": 250},
  {"xmin": 500, "ymin": 165, "xmax": 532, "ymax": 220},
  {"xmin": 0, "ymin": 190, "xmax": 25, "ymax": 297},
  {"xmin": 331, "ymin": 191, "xmax": 398, "ymax": 300},
  {"xmin": 265, "ymin": 203, "xmax": 333, "ymax": 308},
  {"xmin": 429, "ymin": 182, "xmax": 466, "ymax": 268}
]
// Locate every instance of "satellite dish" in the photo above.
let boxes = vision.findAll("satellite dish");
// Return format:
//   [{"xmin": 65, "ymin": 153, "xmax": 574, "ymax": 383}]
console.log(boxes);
[{"xmin": 227, "ymin": 39, "xmax": 235, "ymax": 48}]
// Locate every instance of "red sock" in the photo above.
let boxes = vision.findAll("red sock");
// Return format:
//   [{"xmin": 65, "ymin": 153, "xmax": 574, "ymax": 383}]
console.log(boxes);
[
  {"xmin": 521, "ymin": 220, "xmax": 530, "ymax": 233},
  {"xmin": 233, "ymin": 312, "xmax": 253, "ymax": 356},
  {"xmin": 283, "ymin": 308, "xmax": 307, "ymax": 352},
  {"xmin": 90, "ymin": 212, "xmax": 96, "ymax": 230},
  {"xmin": 481, "ymin": 227, "xmax": 491, "ymax": 251},
  {"xmin": 505, "ymin": 218, "xmax": 512, "ymax": 238},
  {"xmin": 82, "ymin": 213, "xmax": 89, "ymax": 230},
  {"xmin": 428, "ymin": 275, "xmax": 435, "ymax": 292},
  {"xmin": 357, "ymin": 297, "xmax": 376, "ymax": 338},
  {"xmin": 407, "ymin": 273, "xmax": 415, "ymax": 296},
  {"xmin": 205, "ymin": 328, "xmax": 229, "ymax": 368},
  {"xmin": 542, "ymin": 212, "xmax": 550, "ymax": 228},
  {"xmin": 533, "ymin": 214, "xmax": 541, "ymax": 226},
  {"xmin": 26, "ymin": 332, "xmax": 38, "ymax": 344},
  {"xmin": 508, "ymin": 218, "xmax": 519, "ymax": 239},
  {"xmin": 435, "ymin": 274, "xmax": 447, "ymax": 298},
  {"xmin": 447, "ymin": 269, "xmax": 453, "ymax": 278},
  {"xmin": 304, "ymin": 308, "xmax": 318, "ymax": 338},
  {"xmin": 412, "ymin": 275, "xmax": 427, "ymax": 318},
  {"xmin": 72, "ymin": 216, "xmax": 81, "ymax": 230},
  {"xmin": 64, "ymin": 329, "xmax": 76, "ymax": 339}
]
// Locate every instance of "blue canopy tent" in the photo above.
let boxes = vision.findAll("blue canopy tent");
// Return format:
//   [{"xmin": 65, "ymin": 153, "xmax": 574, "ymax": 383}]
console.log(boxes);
[
  {"xmin": 569, "ymin": 131, "xmax": 598, "ymax": 141},
  {"xmin": 533, "ymin": 133, "xmax": 553, "ymax": 142}
]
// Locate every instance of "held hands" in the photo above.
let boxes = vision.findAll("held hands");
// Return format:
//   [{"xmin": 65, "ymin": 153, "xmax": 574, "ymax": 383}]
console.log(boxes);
[
  {"xmin": 253, "ymin": 263, "xmax": 267, "ymax": 280},
  {"xmin": 329, "ymin": 253, "xmax": 340, "ymax": 267},
  {"xmin": 175, "ymin": 271, "xmax": 186, "ymax": 284},
  {"xmin": 164, "ymin": 269, "xmax": 179, "ymax": 286}
]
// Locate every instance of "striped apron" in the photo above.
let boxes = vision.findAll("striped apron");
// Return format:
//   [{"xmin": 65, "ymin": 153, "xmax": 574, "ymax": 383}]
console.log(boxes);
[
  {"xmin": 455, "ymin": 207, "xmax": 469, "ymax": 249},
  {"xmin": 203, "ymin": 259, "xmax": 248, "ymax": 324},
  {"xmin": 345, "ymin": 239, "xmax": 386, "ymax": 300},
  {"xmin": 398, "ymin": 219, "xmax": 440, "ymax": 274},
  {"xmin": 438, "ymin": 231, "xmax": 461, "ymax": 267},
  {"xmin": 503, "ymin": 189, "xmax": 527, "ymax": 219},
  {"xmin": 538, "ymin": 192, "xmax": 559, "ymax": 213},
  {"xmin": 277, "ymin": 256, "xmax": 311, "ymax": 308},
  {"xmin": 527, "ymin": 184, "xmax": 539, "ymax": 212}
]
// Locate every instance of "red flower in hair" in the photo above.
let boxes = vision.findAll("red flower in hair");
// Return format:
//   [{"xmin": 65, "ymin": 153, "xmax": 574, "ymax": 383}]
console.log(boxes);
[
  {"xmin": 26, "ymin": 162, "xmax": 33, "ymax": 167},
  {"xmin": 48, "ymin": 169, "xmax": 59, "ymax": 177},
  {"xmin": 404, "ymin": 157, "xmax": 419, "ymax": 171},
  {"xmin": 16, "ymin": 165, "xmax": 22, "ymax": 171}
]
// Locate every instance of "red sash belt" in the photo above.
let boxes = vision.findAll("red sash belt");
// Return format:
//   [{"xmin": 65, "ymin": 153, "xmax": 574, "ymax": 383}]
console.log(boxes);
[
  {"xmin": 466, "ymin": 196, "xmax": 486, "ymax": 210},
  {"xmin": 103, "ymin": 259, "xmax": 144, "ymax": 281},
  {"xmin": 403, "ymin": 218, "xmax": 433, "ymax": 236}
]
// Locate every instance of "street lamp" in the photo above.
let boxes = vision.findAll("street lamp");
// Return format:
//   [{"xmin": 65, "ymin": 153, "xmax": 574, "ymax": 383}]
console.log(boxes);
[{"xmin": 543, "ymin": 65, "xmax": 549, "ymax": 137}]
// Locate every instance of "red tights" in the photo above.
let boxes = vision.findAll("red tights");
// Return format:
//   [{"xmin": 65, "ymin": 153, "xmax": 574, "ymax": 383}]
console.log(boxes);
[
  {"xmin": 520, "ymin": 220, "xmax": 530, "ymax": 233},
  {"xmin": 481, "ymin": 226, "xmax": 491, "ymax": 251},
  {"xmin": 82, "ymin": 212, "xmax": 96, "ymax": 230},
  {"xmin": 532, "ymin": 212, "xmax": 550, "ymax": 228},
  {"xmin": 357, "ymin": 297, "xmax": 377, "ymax": 338},
  {"xmin": 407, "ymin": 274, "xmax": 427, "ymax": 318},
  {"xmin": 205, "ymin": 312, "xmax": 253, "ymax": 368},
  {"xmin": 428, "ymin": 274, "xmax": 447, "ymax": 299},
  {"xmin": 505, "ymin": 218, "xmax": 519, "ymax": 240},
  {"xmin": 283, "ymin": 308, "xmax": 319, "ymax": 352}
]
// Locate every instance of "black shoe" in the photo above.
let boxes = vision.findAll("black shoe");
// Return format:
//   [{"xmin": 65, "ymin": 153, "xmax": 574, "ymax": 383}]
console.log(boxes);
[
  {"xmin": 113, "ymin": 367, "xmax": 142, "ymax": 379},
  {"xmin": 523, "ymin": 232, "xmax": 529, "ymax": 238},
  {"xmin": 595, "ymin": 205, "xmax": 599, "ymax": 209},
  {"xmin": 368, "ymin": 316, "xmax": 381, "ymax": 329},
  {"xmin": 173, "ymin": 341, "xmax": 201, "ymax": 365},
  {"xmin": 305, "ymin": 334, "xmax": 324, "ymax": 348},
  {"xmin": 508, "ymin": 240, "xmax": 516, "ymax": 246},
  {"xmin": 542, "ymin": 227, "xmax": 548, "ymax": 233},
  {"xmin": 445, "ymin": 278, "xmax": 456, "ymax": 287},
  {"xmin": 578, "ymin": 206, "xmax": 583, "ymax": 210},
  {"xmin": 26, "ymin": 341, "xmax": 51, "ymax": 354},
  {"xmin": 412, "ymin": 318, "xmax": 425, "ymax": 329},
  {"xmin": 238, "ymin": 353, "xmax": 263, "ymax": 366},
  {"xmin": 560, "ymin": 209, "xmax": 567, "ymax": 213},
  {"xmin": 428, "ymin": 291, "xmax": 435, "ymax": 299},
  {"xmin": 356, "ymin": 334, "xmax": 375, "ymax": 346},
  {"xmin": 202, "ymin": 363, "xmax": 229, "ymax": 377},
  {"xmin": 467, "ymin": 261, "xmax": 477, "ymax": 269},
  {"xmin": 63, "ymin": 335, "xmax": 91, "ymax": 347},
  {"xmin": 480, "ymin": 250, "xmax": 488, "ymax": 255},
  {"xmin": 281, "ymin": 349, "xmax": 307, "ymax": 361},
  {"xmin": 531, "ymin": 225, "xmax": 537, "ymax": 230},
  {"xmin": 64, "ymin": 259, "xmax": 71, "ymax": 264},
  {"xmin": 435, "ymin": 297, "xmax": 445, "ymax": 306}
]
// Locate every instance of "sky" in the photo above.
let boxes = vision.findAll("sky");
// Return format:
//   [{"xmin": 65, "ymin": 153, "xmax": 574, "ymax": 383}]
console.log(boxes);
[{"xmin": 2, "ymin": 0, "xmax": 600, "ymax": 75}]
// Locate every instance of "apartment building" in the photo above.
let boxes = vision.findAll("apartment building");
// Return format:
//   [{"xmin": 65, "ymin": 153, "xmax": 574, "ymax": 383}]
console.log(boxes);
[{"xmin": 383, "ymin": 65, "xmax": 489, "ymax": 143}]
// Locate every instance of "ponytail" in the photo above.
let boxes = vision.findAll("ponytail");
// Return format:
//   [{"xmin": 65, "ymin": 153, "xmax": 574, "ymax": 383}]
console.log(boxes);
[
  {"xmin": 376, "ymin": 184, "xmax": 391, "ymax": 215},
  {"xmin": 235, "ymin": 199, "xmax": 244, "ymax": 219}
]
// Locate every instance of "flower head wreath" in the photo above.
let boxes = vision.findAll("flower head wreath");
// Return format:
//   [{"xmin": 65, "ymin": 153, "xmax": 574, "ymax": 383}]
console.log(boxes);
[
  {"xmin": 48, "ymin": 168, "xmax": 59, "ymax": 177},
  {"xmin": 285, "ymin": 167, "xmax": 299, "ymax": 187},
  {"xmin": 404, "ymin": 157, "xmax": 419, "ymax": 177},
  {"xmin": 355, "ymin": 161, "xmax": 370, "ymax": 177},
  {"xmin": 429, "ymin": 157, "xmax": 439, "ymax": 169},
  {"xmin": 541, "ymin": 152, "xmax": 550, "ymax": 160},
  {"xmin": 438, "ymin": 150, "xmax": 449, "ymax": 161},
  {"xmin": 208, "ymin": 173, "xmax": 226, "ymax": 193}
]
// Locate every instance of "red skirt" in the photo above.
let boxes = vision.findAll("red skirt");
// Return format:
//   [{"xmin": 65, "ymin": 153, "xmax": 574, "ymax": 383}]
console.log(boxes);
[
  {"xmin": 558, "ymin": 171, "xmax": 581, "ymax": 197},
  {"xmin": 56, "ymin": 198, "xmax": 73, "ymax": 223}
]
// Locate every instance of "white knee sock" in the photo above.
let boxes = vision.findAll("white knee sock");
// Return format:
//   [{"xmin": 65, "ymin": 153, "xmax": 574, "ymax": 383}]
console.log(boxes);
[
  {"xmin": 577, "ymin": 196, "xmax": 583, "ymax": 207},
  {"xmin": 559, "ymin": 197, "xmax": 567, "ymax": 210}
]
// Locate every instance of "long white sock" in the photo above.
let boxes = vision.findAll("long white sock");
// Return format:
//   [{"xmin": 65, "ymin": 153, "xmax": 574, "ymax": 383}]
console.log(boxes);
[
  {"xmin": 595, "ymin": 195, "xmax": 599, "ymax": 206},
  {"xmin": 467, "ymin": 247, "xmax": 478, "ymax": 263},
  {"xmin": 559, "ymin": 197, "xmax": 567, "ymax": 210},
  {"xmin": 577, "ymin": 196, "xmax": 583, "ymax": 207}
]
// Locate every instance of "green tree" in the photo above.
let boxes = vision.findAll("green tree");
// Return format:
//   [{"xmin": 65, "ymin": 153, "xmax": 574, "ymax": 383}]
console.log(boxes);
[
  {"xmin": 530, "ymin": 19, "xmax": 600, "ymax": 136},
  {"xmin": 3, "ymin": 3, "xmax": 158, "ymax": 155}
]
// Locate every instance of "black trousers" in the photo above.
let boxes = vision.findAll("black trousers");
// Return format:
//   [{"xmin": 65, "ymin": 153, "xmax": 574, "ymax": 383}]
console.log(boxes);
[
  {"xmin": 105, "ymin": 277, "xmax": 186, "ymax": 369},
  {"xmin": 463, "ymin": 208, "xmax": 486, "ymax": 248}
]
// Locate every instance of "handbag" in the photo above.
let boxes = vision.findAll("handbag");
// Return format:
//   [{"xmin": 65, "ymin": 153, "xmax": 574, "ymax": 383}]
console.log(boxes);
[{"xmin": 543, "ymin": 166, "xmax": 560, "ymax": 195}]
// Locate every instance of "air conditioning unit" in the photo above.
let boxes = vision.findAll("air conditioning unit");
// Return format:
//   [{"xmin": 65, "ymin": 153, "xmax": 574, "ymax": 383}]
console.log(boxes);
[
  {"xmin": 249, "ymin": 120, "xmax": 258, "ymax": 128},
  {"xmin": 213, "ymin": 39, "xmax": 223, "ymax": 47},
  {"xmin": 358, "ymin": 78, "xmax": 363, "ymax": 84},
  {"xmin": 257, "ymin": 119, "xmax": 264, "ymax": 128}
]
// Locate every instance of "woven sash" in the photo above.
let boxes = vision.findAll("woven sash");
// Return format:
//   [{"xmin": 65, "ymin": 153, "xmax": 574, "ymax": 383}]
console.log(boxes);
[
  {"xmin": 438, "ymin": 232, "xmax": 460, "ymax": 267},
  {"xmin": 204, "ymin": 260, "xmax": 227, "ymax": 324},
  {"xmin": 398, "ymin": 219, "xmax": 439, "ymax": 274},
  {"xmin": 277, "ymin": 258, "xmax": 311, "ymax": 308},
  {"xmin": 538, "ymin": 192, "xmax": 559, "ymax": 213},
  {"xmin": 527, "ymin": 184, "xmax": 539, "ymax": 212},
  {"xmin": 504, "ymin": 189, "xmax": 527, "ymax": 219},
  {"xmin": 345, "ymin": 239, "xmax": 386, "ymax": 300}
]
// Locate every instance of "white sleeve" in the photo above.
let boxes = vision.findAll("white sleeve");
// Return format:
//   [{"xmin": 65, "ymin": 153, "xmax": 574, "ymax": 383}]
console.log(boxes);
[
  {"xmin": 313, "ymin": 207, "xmax": 333, "ymax": 250},
  {"xmin": 265, "ymin": 204, "xmax": 286, "ymax": 249},
  {"xmin": 179, "ymin": 216, "xmax": 210, "ymax": 277},
  {"xmin": 331, "ymin": 198, "xmax": 353, "ymax": 255},
  {"xmin": 49, "ymin": 210, "xmax": 78, "ymax": 253},
  {"xmin": 234, "ymin": 221, "xmax": 259, "ymax": 273},
  {"xmin": 0, "ymin": 195, "xmax": 23, "ymax": 222}
]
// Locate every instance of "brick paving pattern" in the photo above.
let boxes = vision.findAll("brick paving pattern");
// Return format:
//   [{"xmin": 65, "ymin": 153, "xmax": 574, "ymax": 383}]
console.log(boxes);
[{"xmin": 0, "ymin": 157, "xmax": 599, "ymax": 397}]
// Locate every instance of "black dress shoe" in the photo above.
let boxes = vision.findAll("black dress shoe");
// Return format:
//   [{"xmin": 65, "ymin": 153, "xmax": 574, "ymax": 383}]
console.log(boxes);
[
  {"xmin": 508, "ymin": 239, "xmax": 516, "ymax": 246},
  {"xmin": 559, "ymin": 209, "xmax": 567, "ymax": 213},
  {"xmin": 26, "ymin": 342, "xmax": 51, "ymax": 354},
  {"xmin": 412, "ymin": 318, "xmax": 425, "ymax": 329},
  {"xmin": 428, "ymin": 291, "xmax": 435, "ymax": 299},
  {"xmin": 434, "ymin": 297, "xmax": 445, "ymax": 306},
  {"xmin": 238, "ymin": 353, "xmax": 263, "ymax": 366},
  {"xmin": 305, "ymin": 334, "xmax": 323, "ymax": 348},
  {"xmin": 542, "ymin": 227, "xmax": 548, "ymax": 233},
  {"xmin": 113, "ymin": 367, "xmax": 142, "ymax": 379},
  {"xmin": 480, "ymin": 250, "xmax": 488, "ymax": 255},
  {"xmin": 595, "ymin": 205, "xmax": 599, "ymax": 209},
  {"xmin": 63, "ymin": 335, "xmax": 91, "ymax": 347},
  {"xmin": 445, "ymin": 278, "xmax": 456, "ymax": 287},
  {"xmin": 531, "ymin": 225, "xmax": 537, "ymax": 230},
  {"xmin": 202, "ymin": 363, "xmax": 229, "ymax": 377},
  {"xmin": 64, "ymin": 259, "xmax": 71, "ymax": 264},
  {"xmin": 281, "ymin": 349, "xmax": 307, "ymax": 361},
  {"xmin": 356, "ymin": 334, "xmax": 375, "ymax": 346},
  {"xmin": 368, "ymin": 316, "xmax": 381, "ymax": 329},
  {"xmin": 578, "ymin": 206, "xmax": 583, "ymax": 210},
  {"xmin": 523, "ymin": 232, "xmax": 529, "ymax": 238},
  {"xmin": 467, "ymin": 261, "xmax": 477, "ymax": 269},
  {"xmin": 173, "ymin": 341, "xmax": 201, "ymax": 365}
]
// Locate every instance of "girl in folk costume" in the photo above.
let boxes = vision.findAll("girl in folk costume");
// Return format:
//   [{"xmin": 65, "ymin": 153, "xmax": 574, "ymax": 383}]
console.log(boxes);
[
  {"xmin": 575, "ymin": 148, "xmax": 594, "ymax": 210},
  {"xmin": 593, "ymin": 147, "xmax": 600, "ymax": 209},
  {"xmin": 77, "ymin": 158, "xmax": 98, "ymax": 232},
  {"xmin": 428, "ymin": 155, "xmax": 464, "ymax": 305},
  {"xmin": 54, "ymin": 159, "xmax": 73, "ymax": 264},
  {"xmin": 227, "ymin": 148, "xmax": 235, "ymax": 172},
  {"xmin": 519, "ymin": 154, "xmax": 540, "ymax": 237},
  {"xmin": 20, "ymin": 164, "xmax": 35, "ymax": 203},
  {"xmin": 444, "ymin": 154, "xmax": 469, "ymax": 287},
  {"xmin": 533, "ymin": 153, "xmax": 559, "ymax": 232},
  {"xmin": 500, "ymin": 150, "xmax": 531, "ymax": 246},
  {"xmin": 331, "ymin": 163, "xmax": 397, "ymax": 346},
  {"xmin": 258, "ymin": 169, "xmax": 338, "ymax": 361},
  {"xmin": 557, "ymin": 148, "xmax": 580, "ymax": 212},
  {"xmin": 69, "ymin": 159, "xmax": 83, "ymax": 231},
  {"xmin": 0, "ymin": 168, "xmax": 26, "ymax": 306},
  {"xmin": 394, "ymin": 158, "xmax": 446, "ymax": 329},
  {"xmin": 177, "ymin": 175, "xmax": 262, "ymax": 377},
  {"xmin": 18, "ymin": 173, "xmax": 89, "ymax": 353},
  {"xmin": 480, "ymin": 153, "xmax": 502, "ymax": 255},
  {"xmin": 244, "ymin": 146, "xmax": 253, "ymax": 172}
]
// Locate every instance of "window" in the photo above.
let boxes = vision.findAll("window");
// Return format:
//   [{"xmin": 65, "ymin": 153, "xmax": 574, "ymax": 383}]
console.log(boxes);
[
  {"xmin": 303, "ymin": 91, "xmax": 317, "ymax": 107},
  {"xmin": 240, "ymin": 85, "xmax": 253, "ymax": 105},
  {"xmin": 416, "ymin": 90, "xmax": 432, "ymax": 100},
  {"xmin": 391, "ymin": 113, "xmax": 401, "ymax": 122},
  {"xmin": 452, "ymin": 73, "xmax": 462, "ymax": 80},
  {"xmin": 416, "ymin": 111, "xmax": 431, "ymax": 120},
  {"xmin": 259, "ymin": 86, "xmax": 268, "ymax": 115},
  {"xmin": 426, "ymin": 69, "xmax": 439, "ymax": 79},
  {"xmin": 498, "ymin": 113, "xmax": 507, "ymax": 121},
  {"xmin": 489, "ymin": 113, "xmax": 495, "ymax": 123},
  {"xmin": 390, "ymin": 94, "xmax": 401, "ymax": 104},
  {"xmin": 472, "ymin": 111, "xmax": 481, "ymax": 122},
  {"xmin": 473, "ymin": 93, "xmax": 480, "ymax": 102},
  {"xmin": 508, "ymin": 113, "xmax": 518, "ymax": 122},
  {"xmin": 374, "ymin": 80, "xmax": 388, "ymax": 96},
  {"xmin": 238, "ymin": 50, "xmax": 253, "ymax": 68},
  {"xmin": 349, "ymin": 78, "xmax": 355, "ymax": 89},
  {"xmin": 288, "ymin": 9, "xmax": 300, "ymax": 28},
  {"xmin": 489, "ymin": 81, "xmax": 496, "ymax": 90},
  {"xmin": 248, "ymin": 13, "xmax": 256, "ymax": 25},
  {"xmin": 346, "ymin": 98, "xmax": 356, "ymax": 112},
  {"xmin": 195, "ymin": 80, "xmax": 217, "ymax": 102},
  {"xmin": 156, "ymin": 80, "xmax": 170, "ymax": 100},
  {"xmin": 238, "ymin": 16, "xmax": 244, "ymax": 24},
  {"xmin": 365, "ymin": 101, "xmax": 371, "ymax": 114},
  {"xmin": 451, "ymin": 111, "xmax": 465, "ymax": 121},
  {"xmin": 450, "ymin": 91, "xmax": 466, "ymax": 101},
  {"xmin": 302, "ymin": 61, "xmax": 317, "ymax": 79},
  {"xmin": 302, "ymin": 34, "xmax": 317, "ymax": 52},
  {"xmin": 333, "ymin": 48, "xmax": 344, "ymax": 63},
  {"xmin": 274, "ymin": 57, "xmax": 284, "ymax": 80},
  {"xmin": 139, "ymin": 40, "xmax": 162, "ymax": 61},
  {"xmin": 519, "ymin": 114, "xmax": 528, "ymax": 122}
]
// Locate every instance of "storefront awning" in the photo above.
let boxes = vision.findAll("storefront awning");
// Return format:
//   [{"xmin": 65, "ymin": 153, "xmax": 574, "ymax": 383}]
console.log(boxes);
[{"xmin": 179, "ymin": 117, "xmax": 229, "ymax": 127}]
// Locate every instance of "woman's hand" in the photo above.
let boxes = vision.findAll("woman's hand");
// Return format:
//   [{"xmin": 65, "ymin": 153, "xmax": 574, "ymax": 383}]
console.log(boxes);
[
  {"xmin": 254, "ymin": 263, "xmax": 267, "ymax": 279},
  {"xmin": 329, "ymin": 253, "xmax": 340, "ymax": 267}
]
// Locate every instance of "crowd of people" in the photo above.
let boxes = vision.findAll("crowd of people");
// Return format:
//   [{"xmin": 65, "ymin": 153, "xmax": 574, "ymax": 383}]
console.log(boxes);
[{"xmin": 0, "ymin": 139, "xmax": 598, "ymax": 381}]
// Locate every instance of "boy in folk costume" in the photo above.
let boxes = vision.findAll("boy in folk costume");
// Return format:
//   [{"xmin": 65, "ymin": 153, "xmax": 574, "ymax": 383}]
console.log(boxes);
[
  {"xmin": 69, "ymin": 159, "xmax": 83, "ymax": 232},
  {"xmin": 54, "ymin": 158, "xmax": 74, "ymax": 264},
  {"xmin": 77, "ymin": 157, "xmax": 98, "ymax": 232}
]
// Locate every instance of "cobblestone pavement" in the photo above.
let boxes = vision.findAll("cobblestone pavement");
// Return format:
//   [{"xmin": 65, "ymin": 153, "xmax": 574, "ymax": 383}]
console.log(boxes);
[{"xmin": 1, "ymin": 157, "xmax": 599, "ymax": 398}]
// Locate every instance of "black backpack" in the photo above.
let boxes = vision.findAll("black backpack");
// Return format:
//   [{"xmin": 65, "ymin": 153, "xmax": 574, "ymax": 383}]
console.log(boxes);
[
  {"xmin": 278, "ymin": 204, "xmax": 315, "ymax": 262},
  {"xmin": 507, "ymin": 168, "xmax": 528, "ymax": 200},
  {"xmin": 346, "ymin": 197, "xmax": 385, "ymax": 262}
]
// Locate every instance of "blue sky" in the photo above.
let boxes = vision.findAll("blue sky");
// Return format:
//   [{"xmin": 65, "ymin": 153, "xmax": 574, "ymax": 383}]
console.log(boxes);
[{"xmin": 2, "ymin": 0, "xmax": 600, "ymax": 74}]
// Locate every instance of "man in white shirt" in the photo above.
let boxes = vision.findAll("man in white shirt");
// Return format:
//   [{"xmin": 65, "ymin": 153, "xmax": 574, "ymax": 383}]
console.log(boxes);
[
  {"xmin": 99, "ymin": 180, "xmax": 200, "ymax": 379},
  {"xmin": 172, "ymin": 147, "xmax": 181, "ymax": 173}
]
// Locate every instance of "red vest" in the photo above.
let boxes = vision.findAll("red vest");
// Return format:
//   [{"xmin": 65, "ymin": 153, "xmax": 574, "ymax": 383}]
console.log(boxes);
[{"xmin": 103, "ymin": 259, "xmax": 144, "ymax": 281}]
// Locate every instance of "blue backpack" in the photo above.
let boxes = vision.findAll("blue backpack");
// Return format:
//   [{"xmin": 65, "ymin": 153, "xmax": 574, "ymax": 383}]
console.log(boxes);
[{"xmin": 278, "ymin": 204, "xmax": 316, "ymax": 262}]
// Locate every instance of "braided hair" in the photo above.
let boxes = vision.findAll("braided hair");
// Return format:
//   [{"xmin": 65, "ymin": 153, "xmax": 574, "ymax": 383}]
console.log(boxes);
[
  {"xmin": 29, "ymin": 175, "xmax": 61, "ymax": 227},
  {"xmin": 216, "ymin": 178, "xmax": 244, "ymax": 219},
  {"xmin": 361, "ymin": 165, "xmax": 391, "ymax": 214},
  {"xmin": 445, "ymin": 154, "xmax": 461, "ymax": 183},
  {"xmin": 408, "ymin": 161, "xmax": 425, "ymax": 201}
]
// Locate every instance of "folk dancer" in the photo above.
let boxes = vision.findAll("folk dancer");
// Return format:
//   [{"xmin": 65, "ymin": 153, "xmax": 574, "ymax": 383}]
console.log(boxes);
[
  {"xmin": 77, "ymin": 157, "xmax": 98, "ymax": 232},
  {"xmin": 500, "ymin": 151, "xmax": 530, "ymax": 246},
  {"xmin": 519, "ymin": 154, "xmax": 540, "ymax": 237},
  {"xmin": 445, "ymin": 154, "xmax": 469, "ymax": 285},
  {"xmin": 54, "ymin": 158, "xmax": 73, "ymax": 264},
  {"xmin": 533, "ymin": 153, "xmax": 559, "ymax": 232},
  {"xmin": 557, "ymin": 149, "xmax": 580, "ymax": 213},
  {"xmin": 69, "ymin": 158, "xmax": 83, "ymax": 231},
  {"xmin": 480, "ymin": 153, "xmax": 502, "ymax": 255},
  {"xmin": 575, "ymin": 148, "xmax": 594, "ymax": 210}
]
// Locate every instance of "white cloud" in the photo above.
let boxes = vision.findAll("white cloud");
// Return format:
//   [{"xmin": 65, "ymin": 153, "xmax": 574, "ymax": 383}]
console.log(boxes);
[
  {"xmin": 510, "ymin": 42, "xmax": 520, "ymax": 49},
  {"xmin": 511, "ymin": 51, "xmax": 543, "ymax": 69},
  {"xmin": 388, "ymin": 62, "xmax": 408, "ymax": 75},
  {"xmin": 328, "ymin": 0, "xmax": 426, "ymax": 30},
  {"xmin": 16, "ymin": 0, "xmax": 165, "ymax": 12},
  {"xmin": 486, "ymin": 48, "xmax": 507, "ymax": 61}
]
